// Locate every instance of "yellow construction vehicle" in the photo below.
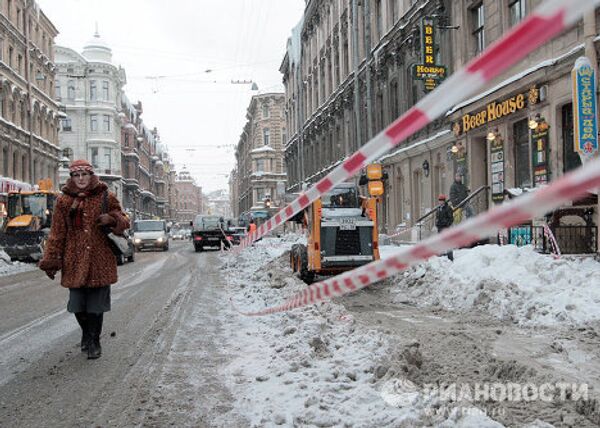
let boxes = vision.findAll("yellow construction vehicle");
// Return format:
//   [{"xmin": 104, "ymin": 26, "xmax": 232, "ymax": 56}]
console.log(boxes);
[
  {"xmin": 290, "ymin": 182, "xmax": 382, "ymax": 283},
  {"xmin": 0, "ymin": 179, "xmax": 58, "ymax": 261}
]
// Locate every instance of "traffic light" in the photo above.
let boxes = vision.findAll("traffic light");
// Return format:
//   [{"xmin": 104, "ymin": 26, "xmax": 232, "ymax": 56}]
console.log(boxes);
[{"xmin": 265, "ymin": 197, "xmax": 271, "ymax": 208}]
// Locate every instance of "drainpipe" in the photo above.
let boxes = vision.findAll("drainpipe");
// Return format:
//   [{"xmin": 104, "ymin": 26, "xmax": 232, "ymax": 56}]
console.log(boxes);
[
  {"xmin": 363, "ymin": 0, "xmax": 373, "ymax": 140},
  {"xmin": 352, "ymin": 0, "xmax": 363, "ymax": 151},
  {"xmin": 24, "ymin": 3, "xmax": 35, "ymax": 186}
]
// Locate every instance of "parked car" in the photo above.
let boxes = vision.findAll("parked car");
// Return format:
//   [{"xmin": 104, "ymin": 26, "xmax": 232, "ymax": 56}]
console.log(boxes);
[
  {"xmin": 116, "ymin": 232, "xmax": 135, "ymax": 265},
  {"xmin": 132, "ymin": 219, "xmax": 170, "ymax": 251}
]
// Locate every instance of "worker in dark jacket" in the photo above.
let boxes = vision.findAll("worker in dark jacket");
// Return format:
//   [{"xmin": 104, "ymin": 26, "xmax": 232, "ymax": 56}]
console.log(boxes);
[
  {"xmin": 435, "ymin": 194, "xmax": 454, "ymax": 232},
  {"xmin": 449, "ymin": 173, "xmax": 473, "ymax": 218},
  {"xmin": 435, "ymin": 194, "xmax": 454, "ymax": 261}
]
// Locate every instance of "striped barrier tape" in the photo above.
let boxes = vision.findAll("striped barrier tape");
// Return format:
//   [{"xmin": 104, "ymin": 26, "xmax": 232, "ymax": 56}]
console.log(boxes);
[
  {"xmin": 235, "ymin": 156, "xmax": 600, "ymax": 316},
  {"xmin": 543, "ymin": 223, "xmax": 562, "ymax": 259},
  {"xmin": 235, "ymin": 0, "xmax": 600, "ymax": 252}
]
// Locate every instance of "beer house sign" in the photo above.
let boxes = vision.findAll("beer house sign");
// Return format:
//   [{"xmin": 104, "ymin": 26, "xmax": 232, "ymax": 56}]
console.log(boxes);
[{"xmin": 453, "ymin": 87, "xmax": 539, "ymax": 136}]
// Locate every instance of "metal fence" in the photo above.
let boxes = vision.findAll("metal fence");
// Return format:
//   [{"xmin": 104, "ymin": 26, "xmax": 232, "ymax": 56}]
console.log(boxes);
[{"xmin": 508, "ymin": 225, "xmax": 598, "ymax": 254}]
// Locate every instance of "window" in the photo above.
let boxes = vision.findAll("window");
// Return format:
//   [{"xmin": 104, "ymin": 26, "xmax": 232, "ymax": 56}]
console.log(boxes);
[
  {"xmin": 281, "ymin": 128, "xmax": 287, "ymax": 145},
  {"xmin": 509, "ymin": 0, "xmax": 526, "ymax": 26},
  {"xmin": 514, "ymin": 119, "xmax": 531, "ymax": 188},
  {"xmin": 256, "ymin": 187, "xmax": 265, "ymax": 201},
  {"xmin": 124, "ymin": 133, "xmax": 130, "ymax": 148},
  {"xmin": 90, "ymin": 80, "xmax": 97, "ymax": 100},
  {"xmin": 262, "ymin": 104, "xmax": 269, "ymax": 118},
  {"xmin": 90, "ymin": 114, "xmax": 98, "ymax": 131},
  {"xmin": 67, "ymin": 80, "xmax": 75, "ymax": 99},
  {"xmin": 263, "ymin": 128, "xmax": 270, "ymax": 146},
  {"xmin": 104, "ymin": 149, "xmax": 112, "ymax": 172},
  {"xmin": 62, "ymin": 147, "xmax": 73, "ymax": 160},
  {"xmin": 102, "ymin": 81, "xmax": 109, "ymax": 100},
  {"xmin": 471, "ymin": 3, "xmax": 485, "ymax": 54},
  {"xmin": 17, "ymin": 54, "xmax": 22, "ymax": 75},
  {"xmin": 256, "ymin": 158, "xmax": 266, "ymax": 172},
  {"xmin": 91, "ymin": 147, "xmax": 99, "ymax": 168},
  {"xmin": 8, "ymin": 46, "xmax": 13, "ymax": 68},
  {"xmin": 389, "ymin": 0, "xmax": 397, "ymax": 24},
  {"xmin": 375, "ymin": 0, "xmax": 383, "ymax": 39},
  {"xmin": 103, "ymin": 114, "xmax": 111, "ymax": 131},
  {"xmin": 0, "ymin": 39, "xmax": 3, "ymax": 61},
  {"xmin": 61, "ymin": 117, "xmax": 72, "ymax": 131}
]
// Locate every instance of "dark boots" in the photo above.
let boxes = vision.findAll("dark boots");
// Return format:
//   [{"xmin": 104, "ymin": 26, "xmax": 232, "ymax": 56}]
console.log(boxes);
[
  {"xmin": 74, "ymin": 312, "xmax": 89, "ymax": 352},
  {"xmin": 86, "ymin": 313, "xmax": 104, "ymax": 360}
]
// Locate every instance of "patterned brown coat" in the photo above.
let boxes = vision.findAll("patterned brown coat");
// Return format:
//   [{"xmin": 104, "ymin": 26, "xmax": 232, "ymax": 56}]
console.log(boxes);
[{"xmin": 39, "ymin": 176, "xmax": 130, "ymax": 288}]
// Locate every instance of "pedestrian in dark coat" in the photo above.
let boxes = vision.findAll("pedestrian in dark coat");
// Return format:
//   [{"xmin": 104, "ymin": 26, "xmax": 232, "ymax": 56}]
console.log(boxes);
[
  {"xmin": 38, "ymin": 159, "xmax": 129, "ymax": 359},
  {"xmin": 435, "ymin": 194, "xmax": 454, "ymax": 231},
  {"xmin": 449, "ymin": 173, "xmax": 473, "ymax": 217},
  {"xmin": 435, "ymin": 194, "xmax": 454, "ymax": 261}
]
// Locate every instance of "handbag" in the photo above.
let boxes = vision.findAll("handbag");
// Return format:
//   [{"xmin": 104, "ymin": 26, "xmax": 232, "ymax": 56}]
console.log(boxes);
[{"xmin": 101, "ymin": 191, "xmax": 129, "ymax": 256}]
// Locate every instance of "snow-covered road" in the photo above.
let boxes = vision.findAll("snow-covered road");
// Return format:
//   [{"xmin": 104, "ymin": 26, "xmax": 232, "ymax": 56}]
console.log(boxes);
[{"xmin": 1, "ymin": 237, "xmax": 599, "ymax": 427}]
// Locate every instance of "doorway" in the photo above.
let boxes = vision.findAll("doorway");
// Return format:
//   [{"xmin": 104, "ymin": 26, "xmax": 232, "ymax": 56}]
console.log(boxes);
[{"xmin": 469, "ymin": 136, "xmax": 488, "ymax": 192}]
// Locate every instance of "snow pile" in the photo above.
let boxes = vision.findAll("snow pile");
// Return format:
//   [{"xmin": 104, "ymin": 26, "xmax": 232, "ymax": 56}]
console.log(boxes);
[
  {"xmin": 0, "ymin": 250, "xmax": 35, "ymax": 277},
  {"xmin": 222, "ymin": 236, "xmax": 503, "ymax": 427},
  {"xmin": 387, "ymin": 244, "xmax": 600, "ymax": 326}
]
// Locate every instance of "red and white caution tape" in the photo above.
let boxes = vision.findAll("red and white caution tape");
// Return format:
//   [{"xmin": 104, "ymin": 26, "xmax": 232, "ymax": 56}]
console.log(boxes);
[
  {"xmin": 236, "ymin": 0, "xmax": 599, "ymax": 252},
  {"xmin": 543, "ymin": 223, "xmax": 561, "ymax": 259},
  {"xmin": 236, "ymin": 157, "xmax": 600, "ymax": 316}
]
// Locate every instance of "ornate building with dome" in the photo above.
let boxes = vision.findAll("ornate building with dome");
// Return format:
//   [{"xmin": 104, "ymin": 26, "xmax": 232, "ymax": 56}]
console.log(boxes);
[
  {"xmin": 55, "ymin": 30, "xmax": 176, "ymax": 222},
  {"xmin": 55, "ymin": 30, "xmax": 127, "ymax": 198}
]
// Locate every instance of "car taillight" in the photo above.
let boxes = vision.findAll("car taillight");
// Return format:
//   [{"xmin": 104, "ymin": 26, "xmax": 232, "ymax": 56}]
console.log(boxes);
[
  {"xmin": 226, "ymin": 236, "xmax": 233, "ymax": 240},
  {"xmin": 194, "ymin": 236, "xmax": 203, "ymax": 241},
  {"xmin": 373, "ymin": 241, "xmax": 378, "ymax": 250}
]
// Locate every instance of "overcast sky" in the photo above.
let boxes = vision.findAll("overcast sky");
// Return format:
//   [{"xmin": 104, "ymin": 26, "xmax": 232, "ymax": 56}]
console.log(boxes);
[{"xmin": 37, "ymin": 0, "xmax": 305, "ymax": 193}]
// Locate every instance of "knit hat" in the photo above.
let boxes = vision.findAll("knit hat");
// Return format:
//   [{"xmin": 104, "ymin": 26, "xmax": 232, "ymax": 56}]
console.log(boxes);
[
  {"xmin": 69, "ymin": 159, "xmax": 94, "ymax": 175},
  {"xmin": 438, "ymin": 194, "xmax": 447, "ymax": 201}
]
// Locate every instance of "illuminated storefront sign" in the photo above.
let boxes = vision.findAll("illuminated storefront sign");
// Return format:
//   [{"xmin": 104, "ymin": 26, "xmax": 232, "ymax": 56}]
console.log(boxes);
[
  {"xmin": 452, "ymin": 87, "xmax": 538, "ymax": 135},
  {"xmin": 412, "ymin": 17, "xmax": 446, "ymax": 92},
  {"xmin": 572, "ymin": 56, "xmax": 598, "ymax": 160}
]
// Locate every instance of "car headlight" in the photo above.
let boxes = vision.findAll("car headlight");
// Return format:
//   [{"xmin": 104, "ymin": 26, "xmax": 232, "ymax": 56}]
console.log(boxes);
[
  {"xmin": 156, "ymin": 237, "xmax": 164, "ymax": 243},
  {"xmin": 134, "ymin": 238, "xmax": 141, "ymax": 244}
]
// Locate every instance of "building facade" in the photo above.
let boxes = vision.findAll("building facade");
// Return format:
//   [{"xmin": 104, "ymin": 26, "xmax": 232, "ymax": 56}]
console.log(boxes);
[
  {"xmin": 120, "ymin": 95, "xmax": 173, "ymax": 221},
  {"xmin": 55, "ymin": 32, "xmax": 126, "ymax": 198},
  {"xmin": 174, "ymin": 168, "xmax": 203, "ymax": 223},
  {"xmin": 234, "ymin": 93, "xmax": 287, "ymax": 217},
  {"xmin": 282, "ymin": 0, "xmax": 599, "ymax": 249},
  {"xmin": 0, "ymin": 0, "xmax": 61, "ymax": 190}
]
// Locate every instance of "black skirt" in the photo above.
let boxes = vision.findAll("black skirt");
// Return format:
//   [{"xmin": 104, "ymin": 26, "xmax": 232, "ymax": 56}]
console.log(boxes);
[{"xmin": 67, "ymin": 286, "xmax": 111, "ymax": 314}]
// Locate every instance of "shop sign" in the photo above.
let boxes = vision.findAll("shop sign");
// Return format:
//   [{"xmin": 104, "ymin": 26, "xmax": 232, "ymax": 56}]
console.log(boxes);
[
  {"xmin": 531, "ymin": 119, "xmax": 550, "ymax": 186},
  {"xmin": 452, "ymin": 87, "xmax": 538, "ymax": 136},
  {"xmin": 572, "ymin": 56, "xmax": 598, "ymax": 161},
  {"xmin": 490, "ymin": 138, "xmax": 505, "ymax": 202},
  {"xmin": 412, "ymin": 17, "xmax": 446, "ymax": 92}
]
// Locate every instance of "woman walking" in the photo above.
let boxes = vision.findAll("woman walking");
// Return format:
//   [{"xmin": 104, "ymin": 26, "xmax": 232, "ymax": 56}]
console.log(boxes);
[{"xmin": 39, "ymin": 160, "xmax": 129, "ymax": 359}]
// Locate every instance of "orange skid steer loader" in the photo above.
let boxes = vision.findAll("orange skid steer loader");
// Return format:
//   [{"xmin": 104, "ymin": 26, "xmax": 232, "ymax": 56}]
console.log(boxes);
[{"xmin": 290, "ymin": 181, "xmax": 381, "ymax": 283}]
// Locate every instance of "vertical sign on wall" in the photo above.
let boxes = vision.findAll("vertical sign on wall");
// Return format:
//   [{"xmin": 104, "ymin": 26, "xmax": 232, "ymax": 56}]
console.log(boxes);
[
  {"xmin": 572, "ymin": 56, "xmax": 598, "ymax": 163},
  {"xmin": 490, "ymin": 138, "xmax": 505, "ymax": 202},
  {"xmin": 531, "ymin": 119, "xmax": 550, "ymax": 185},
  {"xmin": 412, "ymin": 17, "xmax": 447, "ymax": 92}
]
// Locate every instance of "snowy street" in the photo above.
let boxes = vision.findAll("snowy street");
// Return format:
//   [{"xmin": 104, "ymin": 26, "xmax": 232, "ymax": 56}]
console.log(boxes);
[{"xmin": 1, "ymin": 237, "xmax": 600, "ymax": 427}]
